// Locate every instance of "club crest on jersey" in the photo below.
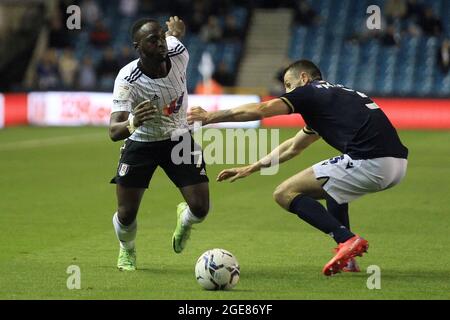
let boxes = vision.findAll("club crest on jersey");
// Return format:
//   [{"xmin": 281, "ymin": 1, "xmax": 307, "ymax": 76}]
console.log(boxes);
[
  {"xmin": 118, "ymin": 163, "xmax": 129, "ymax": 176},
  {"xmin": 116, "ymin": 84, "xmax": 130, "ymax": 99},
  {"xmin": 163, "ymin": 92, "xmax": 185, "ymax": 116}
]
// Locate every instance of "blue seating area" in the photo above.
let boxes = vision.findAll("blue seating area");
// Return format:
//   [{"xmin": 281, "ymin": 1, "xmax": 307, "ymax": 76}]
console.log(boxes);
[
  {"xmin": 288, "ymin": 0, "xmax": 450, "ymax": 97},
  {"xmin": 71, "ymin": 3, "xmax": 247, "ymax": 92}
]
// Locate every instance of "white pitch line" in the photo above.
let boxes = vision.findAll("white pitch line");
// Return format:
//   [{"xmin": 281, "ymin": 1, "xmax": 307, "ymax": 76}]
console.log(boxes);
[{"xmin": 0, "ymin": 132, "xmax": 107, "ymax": 151}]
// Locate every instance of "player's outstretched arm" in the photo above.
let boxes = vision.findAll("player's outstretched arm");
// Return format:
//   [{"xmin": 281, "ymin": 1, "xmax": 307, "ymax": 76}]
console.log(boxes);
[
  {"xmin": 165, "ymin": 16, "xmax": 185, "ymax": 40},
  {"xmin": 187, "ymin": 98, "xmax": 291, "ymax": 125},
  {"xmin": 217, "ymin": 129, "xmax": 320, "ymax": 182}
]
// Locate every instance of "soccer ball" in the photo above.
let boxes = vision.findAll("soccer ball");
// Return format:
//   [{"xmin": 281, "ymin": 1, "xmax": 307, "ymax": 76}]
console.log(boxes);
[{"xmin": 195, "ymin": 248, "xmax": 240, "ymax": 290}]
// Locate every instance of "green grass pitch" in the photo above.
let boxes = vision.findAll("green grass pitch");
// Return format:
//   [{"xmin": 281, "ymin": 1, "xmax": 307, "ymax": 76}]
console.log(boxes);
[{"xmin": 0, "ymin": 127, "xmax": 449, "ymax": 299}]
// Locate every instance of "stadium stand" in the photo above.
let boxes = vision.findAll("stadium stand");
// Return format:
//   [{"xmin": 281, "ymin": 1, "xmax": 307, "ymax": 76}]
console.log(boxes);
[
  {"xmin": 2, "ymin": 0, "xmax": 449, "ymax": 97},
  {"xmin": 288, "ymin": 0, "xmax": 450, "ymax": 97},
  {"xmin": 44, "ymin": 0, "xmax": 248, "ymax": 93}
]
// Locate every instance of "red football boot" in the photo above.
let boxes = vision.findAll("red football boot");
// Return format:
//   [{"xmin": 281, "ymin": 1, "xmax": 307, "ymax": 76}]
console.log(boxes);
[
  {"xmin": 331, "ymin": 247, "xmax": 361, "ymax": 273},
  {"xmin": 342, "ymin": 258, "xmax": 361, "ymax": 272},
  {"xmin": 323, "ymin": 235, "xmax": 368, "ymax": 276}
]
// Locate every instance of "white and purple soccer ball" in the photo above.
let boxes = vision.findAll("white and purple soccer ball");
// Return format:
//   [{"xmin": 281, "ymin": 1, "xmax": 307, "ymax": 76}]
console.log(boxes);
[{"xmin": 195, "ymin": 248, "xmax": 240, "ymax": 290}]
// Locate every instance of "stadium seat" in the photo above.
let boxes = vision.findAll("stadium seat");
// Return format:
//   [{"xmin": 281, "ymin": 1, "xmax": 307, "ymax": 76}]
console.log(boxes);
[{"xmin": 289, "ymin": 0, "xmax": 449, "ymax": 97}]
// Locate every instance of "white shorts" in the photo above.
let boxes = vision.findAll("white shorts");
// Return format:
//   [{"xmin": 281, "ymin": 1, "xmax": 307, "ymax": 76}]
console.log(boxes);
[{"xmin": 312, "ymin": 154, "xmax": 407, "ymax": 204}]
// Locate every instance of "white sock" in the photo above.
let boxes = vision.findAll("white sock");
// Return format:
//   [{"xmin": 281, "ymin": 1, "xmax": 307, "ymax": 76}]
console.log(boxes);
[
  {"xmin": 181, "ymin": 206, "xmax": 204, "ymax": 227},
  {"xmin": 112, "ymin": 212, "xmax": 137, "ymax": 250}
]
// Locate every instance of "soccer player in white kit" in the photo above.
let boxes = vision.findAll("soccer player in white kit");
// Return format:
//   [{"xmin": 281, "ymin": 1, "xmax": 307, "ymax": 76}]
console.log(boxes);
[{"xmin": 109, "ymin": 17, "xmax": 209, "ymax": 271}]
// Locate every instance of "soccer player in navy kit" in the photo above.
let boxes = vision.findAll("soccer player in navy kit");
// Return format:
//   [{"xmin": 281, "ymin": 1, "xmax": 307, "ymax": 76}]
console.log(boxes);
[{"xmin": 188, "ymin": 60, "xmax": 408, "ymax": 276}]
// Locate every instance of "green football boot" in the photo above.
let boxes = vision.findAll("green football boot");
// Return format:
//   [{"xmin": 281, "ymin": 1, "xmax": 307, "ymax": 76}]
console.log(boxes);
[
  {"xmin": 117, "ymin": 247, "xmax": 136, "ymax": 271},
  {"xmin": 172, "ymin": 202, "xmax": 192, "ymax": 253}
]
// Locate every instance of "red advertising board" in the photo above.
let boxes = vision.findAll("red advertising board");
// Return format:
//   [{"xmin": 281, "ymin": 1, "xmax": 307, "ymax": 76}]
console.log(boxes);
[
  {"xmin": 2, "ymin": 93, "xmax": 28, "ymax": 127},
  {"xmin": 1, "ymin": 93, "xmax": 450, "ymax": 129}
]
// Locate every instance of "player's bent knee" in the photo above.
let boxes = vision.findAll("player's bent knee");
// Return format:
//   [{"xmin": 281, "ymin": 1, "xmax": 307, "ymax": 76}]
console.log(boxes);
[
  {"xmin": 272, "ymin": 186, "xmax": 285, "ymax": 205},
  {"xmin": 273, "ymin": 186, "xmax": 296, "ymax": 210}
]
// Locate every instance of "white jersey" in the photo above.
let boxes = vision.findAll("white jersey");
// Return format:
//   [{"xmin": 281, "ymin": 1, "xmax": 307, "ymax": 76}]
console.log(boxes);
[{"xmin": 111, "ymin": 36, "xmax": 189, "ymax": 142}]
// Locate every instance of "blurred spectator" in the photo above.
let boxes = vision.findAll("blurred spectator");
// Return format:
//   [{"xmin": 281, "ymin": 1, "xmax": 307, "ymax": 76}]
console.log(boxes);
[
  {"xmin": 347, "ymin": 16, "xmax": 386, "ymax": 45},
  {"xmin": 195, "ymin": 0, "xmax": 214, "ymax": 15},
  {"xmin": 80, "ymin": 0, "xmax": 102, "ymax": 26},
  {"xmin": 380, "ymin": 25, "xmax": 400, "ymax": 46},
  {"xmin": 406, "ymin": 20, "xmax": 422, "ymax": 37},
  {"xmin": 118, "ymin": 45, "xmax": 136, "ymax": 67},
  {"xmin": 78, "ymin": 56, "xmax": 97, "ymax": 90},
  {"xmin": 209, "ymin": 0, "xmax": 233, "ymax": 17},
  {"xmin": 139, "ymin": 0, "xmax": 157, "ymax": 15},
  {"xmin": 194, "ymin": 78, "xmax": 224, "ymax": 94},
  {"xmin": 385, "ymin": 0, "xmax": 407, "ymax": 23},
  {"xmin": 222, "ymin": 14, "xmax": 241, "ymax": 41},
  {"xmin": 187, "ymin": 11, "xmax": 207, "ymax": 34},
  {"xmin": 168, "ymin": 0, "xmax": 192, "ymax": 14},
  {"xmin": 186, "ymin": 0, "xmax": 210, "ymax": 34},
  {"xmin": 90, "ymin": 20, "xmax": 111, "ymax": 48},
  {"xmin": 437, "ymin": 38, "xmax": 450, "ymax": 74},
  {"xmin": 258, "ymin": 0, "xmax": 296, "ymax": 8},
  {"xmin": 418, "ymin": 7, "xmax": 443, "ymax": 37},
  {"xmin": 35, "ymin": 49, "xmax": 61, "ymax": 90},
  {"xmin": 200, "ymin": 16, "xmax": 223, "ymax": 43},
  {"xmin": 58, "ymin": 48, "xmax": 79, "ymax": 89},
  {"xmin": 406, "ymin": 0, "xmax": 425, "ymax": 21},
  {"xmin": 119, "ymin": 0, "xmax": 138, "ymax": 17},
  {"xmin": 212, "ymin": 62, "xmax": 234, "ymax": 86},
  {"xmin": 48, "ymin": 12, "xmax": 71, "ymax": 48},
  {"xmin": 0, "ymin": 6, "xmax": 5, "ymax": 37},
  {"xmin": 293, "ymin": 0, "xmax": 320, "ymax": 26},
  {"xmin": 96, "ymin": 47, "xmax": 120, "ymax": 90}
]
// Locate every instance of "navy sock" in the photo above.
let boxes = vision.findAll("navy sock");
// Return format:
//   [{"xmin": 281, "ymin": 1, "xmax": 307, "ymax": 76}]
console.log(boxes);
[
  {"xmin": 288, "ymin": 194, "xmax": 354, "ymax": 243},
  {"xmin": 326, "ymin": 195, "xmax": 350, "ymax": 230}
]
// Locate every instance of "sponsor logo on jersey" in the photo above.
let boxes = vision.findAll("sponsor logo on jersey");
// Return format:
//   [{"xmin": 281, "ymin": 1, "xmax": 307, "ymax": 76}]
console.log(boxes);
[
  {"xmin": 163, "ymin": 92, "xmax": 185, "ymax": 116},
  {"xmin": 150, "ymin": 94, "xmax": 160, "ymax": 102}
]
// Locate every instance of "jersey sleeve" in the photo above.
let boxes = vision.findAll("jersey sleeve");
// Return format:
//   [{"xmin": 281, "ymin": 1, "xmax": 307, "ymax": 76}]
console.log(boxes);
[
  {"xmin": 302, "ymin": 125, "xmax": 319, "ymax": 135},
  {"xmin": 111, "ymin": 76, "xmax": 136, "ymax": 113},
  {"xmin": 279, "ymin": 85, "xmax": 314, "ymax": 114},
  {"xmin": 166, "ymin": 35, "xmax": 189, "ymax": 70}
]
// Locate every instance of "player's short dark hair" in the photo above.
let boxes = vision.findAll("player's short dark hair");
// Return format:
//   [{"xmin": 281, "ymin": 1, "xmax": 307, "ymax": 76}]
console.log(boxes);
[
  {"xmin": 131, "ymin": 18, "xmax": 159, "ymax": 42},
  {"xmin": 284, "ymin": 60, "xmax": 323, "ymax": 81}
]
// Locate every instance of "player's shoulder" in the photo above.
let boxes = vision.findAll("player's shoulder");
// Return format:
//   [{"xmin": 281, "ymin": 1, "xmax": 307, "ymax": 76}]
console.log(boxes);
[
  {"xmin": 292, "ymin": 80, "xmax": 335, "ymax": 100},
  {"xmin": 116, "ymin": 59, "xmax": 142, "ymax": 84}
]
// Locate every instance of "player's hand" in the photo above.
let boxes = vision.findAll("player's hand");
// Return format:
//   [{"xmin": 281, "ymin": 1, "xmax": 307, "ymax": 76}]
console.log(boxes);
[
  {"xmin": 166, "ymin": 16, "xmax": 185, "ymax": 39},
  {"xmin": 217, "ymin": 166, "xmax": 254, "ymax": 183},
  {"xmin": 187, "ymin": 107, "xmax": 208, "ymax": 125},
  {"xmin": 133, "ymin": 100, "xmax": 158, "ymax": 126}
]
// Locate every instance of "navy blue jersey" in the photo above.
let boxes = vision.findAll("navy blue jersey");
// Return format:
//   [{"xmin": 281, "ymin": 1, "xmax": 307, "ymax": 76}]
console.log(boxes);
[{"xmin": 280, "ymin": 80, "xmax": 408, "ymax": 160}]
